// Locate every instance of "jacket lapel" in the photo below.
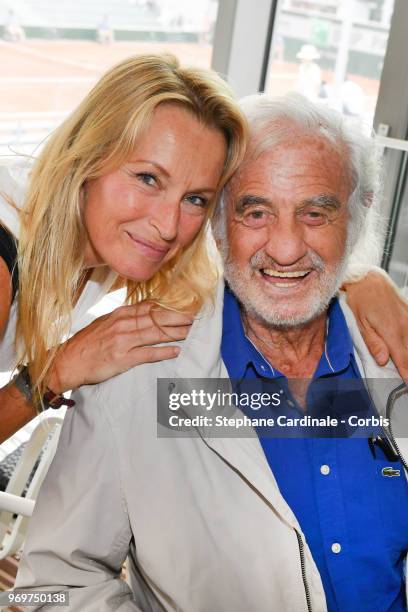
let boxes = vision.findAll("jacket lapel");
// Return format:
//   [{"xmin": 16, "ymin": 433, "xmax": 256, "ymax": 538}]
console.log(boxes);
[
  {"xmin": 171, "ymin": 278, "xmax": 302, "ymax": 529},
  {"xmin": 340, "ymin": 296, "xmax": 408, "ymax": 467}
]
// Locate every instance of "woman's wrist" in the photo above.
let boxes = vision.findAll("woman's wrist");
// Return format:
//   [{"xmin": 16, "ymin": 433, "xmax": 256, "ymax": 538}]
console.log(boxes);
[
  {"xmin": 46, "ymin": 366, "xmax": 73, "ymax": 395},
  {"xmin": 13, "ymin": 366, "xmax": 76, "ymax": 410},
  {"xmin": 47, "ymin": 335, "xmax": 89, "ymax": 395}
]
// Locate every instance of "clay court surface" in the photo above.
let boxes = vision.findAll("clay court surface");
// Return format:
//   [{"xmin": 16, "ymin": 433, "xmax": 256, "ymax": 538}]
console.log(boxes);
[
  {"xmin": 0, "ymin": 38, "xmax": 381, "ymax": 114},
  {"xmin": 0, "ymin": 39, "xmax": 214, "ymax": 114}
]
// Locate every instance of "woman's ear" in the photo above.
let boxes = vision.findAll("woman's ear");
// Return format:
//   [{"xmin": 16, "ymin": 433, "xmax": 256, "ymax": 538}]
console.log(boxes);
[{"xmin": 79, "ymin": 182, "xmax": 87, "ymax": 215}]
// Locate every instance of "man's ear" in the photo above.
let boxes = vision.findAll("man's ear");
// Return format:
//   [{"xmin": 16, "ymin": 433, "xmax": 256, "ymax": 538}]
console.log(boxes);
[
  {"xmin": 212, "ymin": 230, "xmax": 222, "ymax": 251},
  {"xmin": 210, "ymin": 200, "xmax": 225, "ymax": 250},
  {"xmin": 363, "ymin": 191, "xmax": 374, "ymax": 208}
]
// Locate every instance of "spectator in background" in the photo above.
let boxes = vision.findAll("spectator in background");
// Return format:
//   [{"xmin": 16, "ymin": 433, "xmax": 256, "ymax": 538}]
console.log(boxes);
[
  {"xmin": 4, "ymin": 10, "xmax": 25, "ymax": 43},
  {"xmin": 296, "ymin": 44, "xmax": 322, "ymax": 102},
  {"xmin": 341, "ymin": 77, "xmax": 365, "ymax": 118},
  {"xmin": 97, "ymin": 14, "xmax": 114, "ymax": 45}
]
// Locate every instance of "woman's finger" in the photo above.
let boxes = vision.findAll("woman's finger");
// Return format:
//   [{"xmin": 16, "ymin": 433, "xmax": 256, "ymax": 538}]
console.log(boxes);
[
  {"xmin": 125, "ymin": 325, "xmax": 191, "ymax": 348},
  {"xmin": 144, "ymin": 309, "xmax": 194, "ymax": 327},
  {"xmin": 133, "ymin": 310, "xmax": 193, "ymax": 330},
  {"xmin": 126, "ymin": 344, "xmax": 181, "ymax": 365},
  {"xmin": 359, "ymin": 322, "xmax": 390, "ymax": 366},
  {"xmin": 112, "ymin": 302, "xmax": 193, "ymax": 323},
  {"xmin": 106, "ymin": 313, "xmax": 192, "ymax": 336}
]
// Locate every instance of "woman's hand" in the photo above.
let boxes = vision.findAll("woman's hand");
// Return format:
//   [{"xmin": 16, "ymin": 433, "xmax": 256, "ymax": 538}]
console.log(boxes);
[
  {"xmin": 344, "ymin": 270, "xmax": 408, "ymax": 380},
  {"xmin": 48, "ymin": 302, "xmax": 193, "ymax": 394}
]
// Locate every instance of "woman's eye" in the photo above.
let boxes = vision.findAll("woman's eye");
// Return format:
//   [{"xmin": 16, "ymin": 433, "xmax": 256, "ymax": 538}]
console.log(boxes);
[
  {"xmin": 185, "ymin": 195, "xmax": 208, "ymax": 207},
  {"xmin": 136, "ymin": 173, "xmax": 157, "ymax": 186}
]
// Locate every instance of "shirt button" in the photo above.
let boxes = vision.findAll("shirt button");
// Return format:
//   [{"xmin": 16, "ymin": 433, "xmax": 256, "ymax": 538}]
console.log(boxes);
[
  {"xmin": 331, "ymin": 543, "xmax": 341, "ymax": 554},
  {"xmin": 260, "ymin": 365, "xmax": 266, "ymax": 371},
  {"xmin": 320, "ymin": 465, "xmax": 330, "ymax": 476}
]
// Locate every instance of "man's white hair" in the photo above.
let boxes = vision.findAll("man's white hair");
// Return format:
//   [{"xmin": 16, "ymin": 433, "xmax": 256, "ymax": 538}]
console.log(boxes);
[{"xmin": 212, "ymin": 92, "xmax": 384, "ymax": 275}]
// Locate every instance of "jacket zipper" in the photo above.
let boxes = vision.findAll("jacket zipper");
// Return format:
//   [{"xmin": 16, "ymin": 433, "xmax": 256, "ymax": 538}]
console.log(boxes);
[
  {"xmin": 386, "ymin": 383, "xmax": 408, "ymax": 473},
  {"xmin": 387, "ymin": 418, "xmax": 408, "ymax": 473},
  {"xmin": 295, "ymin": 529, "xmax": 313, "ymax": 612}
]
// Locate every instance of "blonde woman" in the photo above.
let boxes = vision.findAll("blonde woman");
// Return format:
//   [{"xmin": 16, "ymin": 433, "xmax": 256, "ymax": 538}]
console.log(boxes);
[
  {"xmin": 0, "ymin": 54, "xmax": 405, "ymax": 444},
  {"xmin": 0, "ymin": 53, "xmax": 246, "ymax": 442}
]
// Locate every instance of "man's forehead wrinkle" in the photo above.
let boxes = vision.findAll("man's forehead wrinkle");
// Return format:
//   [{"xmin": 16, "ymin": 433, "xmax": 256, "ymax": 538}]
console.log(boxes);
[
  {"xmin": 228, "ymin": 169, "xmax": 271, "ymax": 201},
  {"xmin": 229, "ymin": 133, "xmax": 352, "ymax": 206},
  {"xmin": 271, "ymin": 143, "xmax": 351, "ymax": 197}
]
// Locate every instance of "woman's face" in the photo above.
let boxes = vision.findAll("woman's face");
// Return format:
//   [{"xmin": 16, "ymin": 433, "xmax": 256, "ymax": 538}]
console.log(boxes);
[{"xmin": 82, "ymin": 104, "xmax": 227, "ymax": 281}]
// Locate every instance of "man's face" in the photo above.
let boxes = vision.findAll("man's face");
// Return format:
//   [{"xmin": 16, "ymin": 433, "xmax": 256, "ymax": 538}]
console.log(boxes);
[{"xmin": 222, "ymin": 134, "xmax": 352, "ymax": 327}]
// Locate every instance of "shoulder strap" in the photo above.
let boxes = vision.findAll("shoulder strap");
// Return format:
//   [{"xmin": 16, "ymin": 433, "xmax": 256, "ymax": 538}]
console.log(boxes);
[{"xmin": 0, "ymin": 224, "xmax": 19, "ymax": 302}]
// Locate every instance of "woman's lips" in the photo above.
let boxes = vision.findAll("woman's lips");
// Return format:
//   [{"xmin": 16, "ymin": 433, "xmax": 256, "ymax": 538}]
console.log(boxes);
[{"xmin": 125, "ymin": 231, "xmax": 170, "ymax": 261}]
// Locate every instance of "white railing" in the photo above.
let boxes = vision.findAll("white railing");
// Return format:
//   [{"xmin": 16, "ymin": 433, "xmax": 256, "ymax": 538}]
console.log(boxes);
[{"xmin": 0, "ymin": 111, "xmax": 66, "ymax": 156}]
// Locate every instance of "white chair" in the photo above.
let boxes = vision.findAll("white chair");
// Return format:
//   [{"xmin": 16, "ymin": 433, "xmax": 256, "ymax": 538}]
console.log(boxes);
[{"xmin": 0, "ymin": 414, "xmax": 64, "ymax": 559}]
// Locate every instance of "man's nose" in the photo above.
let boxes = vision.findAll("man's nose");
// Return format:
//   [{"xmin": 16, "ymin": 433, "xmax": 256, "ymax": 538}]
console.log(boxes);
[
  {"xmin": 149, "ymin": 197, "xmax": 180, "ymax": 242},
  {"xmin": 264, "ymin": 217, "xmax": 307, "ymax": 266}
]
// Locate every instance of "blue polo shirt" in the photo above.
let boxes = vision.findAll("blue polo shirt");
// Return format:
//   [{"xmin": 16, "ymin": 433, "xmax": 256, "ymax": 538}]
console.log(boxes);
[{"xmin": 221, "ymin": 286, "xmax": 408, "ymax": 612}]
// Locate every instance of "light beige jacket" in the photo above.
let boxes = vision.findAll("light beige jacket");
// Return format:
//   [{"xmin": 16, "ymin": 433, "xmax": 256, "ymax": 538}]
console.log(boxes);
[{"xmin": 15, "ymin": 281, "xmax": 407, "ymax": 612}]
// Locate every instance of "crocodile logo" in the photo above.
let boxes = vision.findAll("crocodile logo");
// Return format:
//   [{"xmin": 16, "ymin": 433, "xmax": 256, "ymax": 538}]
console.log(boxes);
[{"xmin": 382, "ymin": 466, "xmax": 401, "ymax": 477}]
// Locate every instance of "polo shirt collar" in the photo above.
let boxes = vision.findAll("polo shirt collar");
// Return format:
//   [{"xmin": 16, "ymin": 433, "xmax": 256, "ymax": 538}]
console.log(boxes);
[
  {"xmin": 316, "ymin": 298, "xmax": 355, "ymax": 376},
  {"xmin": 221, "ymin": 285, "xmax": 280, "ymax": 380},
  {"xmin": 222, "ymin": 286, "xmax": 355, "ymax": 380}
]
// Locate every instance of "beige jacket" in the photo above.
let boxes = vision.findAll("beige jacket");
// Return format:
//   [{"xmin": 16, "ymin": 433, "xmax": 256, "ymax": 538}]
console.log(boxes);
[{"xmin": 15, "ymin": 281, "xmax": 407, "ymax": 612}]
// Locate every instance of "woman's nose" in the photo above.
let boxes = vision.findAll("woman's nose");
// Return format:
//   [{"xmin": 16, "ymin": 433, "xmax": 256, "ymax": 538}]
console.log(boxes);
[{"xmin": 149, "ymin": 198, "xmax": 180, "ymax": 242}]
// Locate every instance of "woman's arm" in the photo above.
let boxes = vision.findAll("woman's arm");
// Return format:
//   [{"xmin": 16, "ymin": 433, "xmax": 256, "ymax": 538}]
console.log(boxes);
[
  {"xmin": 0, "ymin": 257, "xmax": 36, "ymax": 443},
  {"xmin": 344, "ymin": 268, "xmax": 408, "ymax": 380},
  {"xmin": 0, "ymin": 254, "xmax": 11, "ymax": 331},
  {"xmin": 0, "ymin": 383, "xmax": 37, "ymax": 444}
]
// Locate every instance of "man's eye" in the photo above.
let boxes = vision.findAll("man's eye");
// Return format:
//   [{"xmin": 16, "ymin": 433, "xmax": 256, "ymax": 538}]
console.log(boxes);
[
  {"xmin": 248, "ymin": 210, "xmax": 265, "ymax": 219},
  {"xmin": 136, "ymin": 173, "xmax": 157, "ymax": 186},
  {"xmin": 240, "ymin": 208, "xmax": 272, "ymax": 228},
  {"xmin": 301, "ymin": 210, "xmax": 329, "ymax": 226}
]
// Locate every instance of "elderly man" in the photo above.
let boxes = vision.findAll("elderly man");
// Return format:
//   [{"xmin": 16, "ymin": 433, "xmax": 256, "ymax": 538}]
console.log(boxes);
[{"xmin": 15, "ymin": 95, "xmax": 408, "ymax": 612}]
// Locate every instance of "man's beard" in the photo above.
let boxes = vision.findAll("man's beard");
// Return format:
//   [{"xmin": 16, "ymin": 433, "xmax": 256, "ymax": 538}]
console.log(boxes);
[{"xmin": 223, "ymin": 247, "xmax": 349, "ymax": 329}]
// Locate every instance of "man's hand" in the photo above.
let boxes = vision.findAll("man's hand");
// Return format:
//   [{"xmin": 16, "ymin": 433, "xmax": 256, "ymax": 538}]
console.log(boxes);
[{"xmin": 344, "ymin": 269, "xmax": 408, "ymax": 380}]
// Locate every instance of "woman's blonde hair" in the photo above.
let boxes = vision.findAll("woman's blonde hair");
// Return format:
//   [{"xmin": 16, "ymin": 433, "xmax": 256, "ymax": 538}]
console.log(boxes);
[{"xmin": 16, "ymin": 53, "xmax": 247, "ymax": 404}]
